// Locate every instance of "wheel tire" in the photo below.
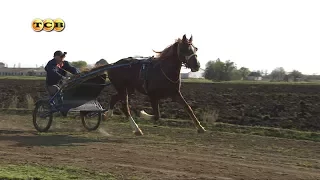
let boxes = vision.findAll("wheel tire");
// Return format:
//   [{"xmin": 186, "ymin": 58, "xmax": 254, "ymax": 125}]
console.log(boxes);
[
  {"xmin": 81, "ymin": 111, "xmax": 102, "ymax": 131},
  {"xmin": 33, "ymin": 101, "xmax": 53, "ymax": 132}
]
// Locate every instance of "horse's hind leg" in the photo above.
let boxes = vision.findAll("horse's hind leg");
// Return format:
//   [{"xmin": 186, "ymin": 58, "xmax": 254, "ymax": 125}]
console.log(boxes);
[
  {"xmin": 105, "ymin": 94, "xmax": 120, "ymax": 118},
  {"xmin": 140, "ymin": 96, "xmax": 160, "ymax": 121},
  {"xmin": 120, "ymin": 90, "xmax": 143, "ymax": 136}
]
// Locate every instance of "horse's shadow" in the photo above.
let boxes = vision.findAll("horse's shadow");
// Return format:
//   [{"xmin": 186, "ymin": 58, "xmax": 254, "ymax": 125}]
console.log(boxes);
[{"xmin": 0, "ymin": 129, "xmax": 125, "ymax": 147}]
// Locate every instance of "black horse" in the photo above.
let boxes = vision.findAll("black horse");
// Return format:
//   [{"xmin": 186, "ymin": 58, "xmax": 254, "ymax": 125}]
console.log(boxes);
[{"xmin": 105, "ymin": 34, "xmax": 206, "ymax": 135}]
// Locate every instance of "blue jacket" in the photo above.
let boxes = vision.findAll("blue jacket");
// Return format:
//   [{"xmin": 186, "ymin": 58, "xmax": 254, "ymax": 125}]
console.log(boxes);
[{"xmin": 45, "ymin": 59, "xmax": 80, "ymax": 85}]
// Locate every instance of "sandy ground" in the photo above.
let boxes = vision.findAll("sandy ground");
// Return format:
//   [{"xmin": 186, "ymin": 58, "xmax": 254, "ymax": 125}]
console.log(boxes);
[{"xmin": 0, "ymin": 114, "xmax": 319, "ymax": 180}]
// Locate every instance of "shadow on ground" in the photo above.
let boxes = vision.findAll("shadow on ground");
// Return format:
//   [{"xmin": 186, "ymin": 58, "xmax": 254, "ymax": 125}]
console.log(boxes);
[
  {"xmin": 0, "ymin": 129, "xmax": 35, "ymax": 135},
  {"xmin": 0, "ymin": 129, "xmax": 125, "ymax": 147}
]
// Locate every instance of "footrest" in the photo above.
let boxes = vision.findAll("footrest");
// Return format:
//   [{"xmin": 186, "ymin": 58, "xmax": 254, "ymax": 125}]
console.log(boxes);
[{"xmin": 68, "ymin": 100, "xmax": 104, "ymax": 112}]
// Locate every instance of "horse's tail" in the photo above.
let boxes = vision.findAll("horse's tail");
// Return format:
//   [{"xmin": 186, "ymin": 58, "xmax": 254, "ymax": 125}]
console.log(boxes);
[{"xmin": 152, "ymin": 49, "xmax": 162, "ymax": 54}]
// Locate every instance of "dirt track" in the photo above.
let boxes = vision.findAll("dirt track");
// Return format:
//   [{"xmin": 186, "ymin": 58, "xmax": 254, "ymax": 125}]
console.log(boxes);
[
  {"xmin": 1, "ymin": 79, "xmax": 320, "ymax": 131},
  {"xmin": 0, "ymin": 114, "xmax": 320, "ymax": 180}
]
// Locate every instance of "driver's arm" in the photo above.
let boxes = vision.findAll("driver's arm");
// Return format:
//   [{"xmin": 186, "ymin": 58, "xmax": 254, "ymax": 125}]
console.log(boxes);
[
  {"xmin": 45, "ymin": 61, "xmax": 64, "ymax": 78},
  {"xmin": 64, "ymin": 61, "xmax": 80, "ymax": 74}
]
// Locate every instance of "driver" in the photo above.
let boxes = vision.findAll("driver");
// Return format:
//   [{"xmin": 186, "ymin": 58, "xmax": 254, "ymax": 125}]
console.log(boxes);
[{"xmin": 45, "ymin": 50, "xmax": 80, "ymax": 96}]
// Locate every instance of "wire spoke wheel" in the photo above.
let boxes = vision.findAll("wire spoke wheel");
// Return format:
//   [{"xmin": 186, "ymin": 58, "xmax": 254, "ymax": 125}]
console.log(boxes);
[
  {"xmin": 33, "ymin": 101, "xmax": 53, "ymax": 132},
  {"xmin": 81, "ymin": 111, "xmax": 102, "ymax": 131}
]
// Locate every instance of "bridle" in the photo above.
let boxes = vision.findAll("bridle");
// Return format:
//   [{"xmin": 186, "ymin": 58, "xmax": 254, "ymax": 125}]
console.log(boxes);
[
  {"xmin": 160, "ymin": 41, "xmax": 198, "ymax": 84},
  {"xmin": 176, "ymin": 42, "xmax": 198, "ymax": 68}
]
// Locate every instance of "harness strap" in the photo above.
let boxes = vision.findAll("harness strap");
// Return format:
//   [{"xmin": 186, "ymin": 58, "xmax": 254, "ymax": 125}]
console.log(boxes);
[{"xmin": 160, "ymin": 64, "xmax": 180, "ymax": 84}]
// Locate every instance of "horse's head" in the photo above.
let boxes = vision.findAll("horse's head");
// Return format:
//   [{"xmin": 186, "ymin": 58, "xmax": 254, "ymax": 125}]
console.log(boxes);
[{"xmin": 178, "ymin": 34, "xmax": 200, "ymax": 72}]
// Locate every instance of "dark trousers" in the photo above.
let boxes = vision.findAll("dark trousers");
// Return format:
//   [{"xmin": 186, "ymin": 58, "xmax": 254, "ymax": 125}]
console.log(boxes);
[
  {"xmin": 46, "ymin": 84, "xmax": 63, "ymax": 105},
  {"xmin": 46, "ymin": 84, "xmax": 60, "ymax": 96}
]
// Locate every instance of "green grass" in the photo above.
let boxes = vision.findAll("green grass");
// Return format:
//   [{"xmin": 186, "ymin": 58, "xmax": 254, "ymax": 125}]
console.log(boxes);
[
  {"xmin": 156, "ymin": 119, "xmax": 320, "ymax": 142},
  {"xmin": 181, "ymin": 78, "xmax": 213, "ymax": 83},
  {"xmin": 0, "ymin": 164, "xmax": 115, "ymax": 180},
  {"xmin": 101, "ymin": 115, "xmax": 320, "ymax": 142},
  {"xmin": 208, "ymin": 123, "xmax": 320, "ymax": 142},
  {"xmin": 182, "ymin": 78, "xmax": 320, "ymax": 85},
  {"xmin": 218, "ymin": 80, "xmax": 320, "ymax": 85},
  {"xmin": 0, "ymin": 76, "xmax": 45, "ymax": 80},
  {"xmin": 1, "ymin": 109, "xmax": 319, "ymax": 142}
]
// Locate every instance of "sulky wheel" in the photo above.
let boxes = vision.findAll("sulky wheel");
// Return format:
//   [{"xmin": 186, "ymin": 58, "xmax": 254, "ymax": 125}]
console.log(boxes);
[
  {"xmin": 33, "ymin": 100, "xmax": 53, "ymax": 132},
  {"xmin": 80, "ymin": 111, "xmax": 102, "ymax": 131}
]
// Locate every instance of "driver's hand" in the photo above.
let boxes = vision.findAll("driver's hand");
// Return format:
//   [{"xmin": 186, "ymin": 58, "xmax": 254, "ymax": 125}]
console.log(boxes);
[
  {"xmin": 61, "ymin": 77, "xmax": 69, "ymax": 86},
  {"xmin": 73, "ymin": 73, "xmax": 81, "ymax": 78}
]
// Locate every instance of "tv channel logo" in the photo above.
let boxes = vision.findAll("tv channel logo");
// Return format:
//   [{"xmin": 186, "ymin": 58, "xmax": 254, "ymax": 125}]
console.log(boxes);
[{"xmin": 32, "ymin": 18, "xmax": 65, "ymax": 32}]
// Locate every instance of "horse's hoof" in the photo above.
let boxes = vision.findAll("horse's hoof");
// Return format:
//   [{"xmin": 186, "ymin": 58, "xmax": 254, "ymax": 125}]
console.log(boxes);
[
  {"xmin": 134, "ymin": 129, "xmax": 144, "ymax": 136},
  {"xmin": 102, "ymin": 114, "xmax": 108, "ymax": 121},
  {"xmin": 140, "ymin": 110, "xmax": 153, "ymax": 120},
  {"xmin": 105, "ymin": 110, "xmax": 113, "ymax": 117},
  {"xmin": 197, "ymin": 128, "xmax": 206, "ymax": 133}
]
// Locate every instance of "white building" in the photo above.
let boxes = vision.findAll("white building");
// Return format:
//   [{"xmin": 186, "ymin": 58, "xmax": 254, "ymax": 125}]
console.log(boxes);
[
  {"xmin": 181, "ymin": 69, "xmax": 205, "ymax": 79},
  {"xmin": 246, "ymin": 72, "xmax": 262, "ymax": 81}
]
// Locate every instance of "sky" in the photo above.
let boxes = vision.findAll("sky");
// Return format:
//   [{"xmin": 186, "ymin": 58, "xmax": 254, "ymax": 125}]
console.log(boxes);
[{"xmin": 0, "ymin": 0, "xmax": 320, "ymax": 74}]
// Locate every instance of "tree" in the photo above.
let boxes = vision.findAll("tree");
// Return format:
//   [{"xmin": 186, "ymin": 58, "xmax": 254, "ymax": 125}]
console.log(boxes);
[
  {"xmin": 283, "ymin": 74, "xmax": 289, "ymax": 82},
  {"xmin": 204, "ymin": 59, "xmax": 238, "ymax": 81},
  {"xmin": 257, "ymin": 69, "xmax": 268, "ymax": 77},
  {"xmin": 212, "ymin": 59, "xmax": 225, "ymax": 81},
  {"xmin": 270, "ymin": 67, "xmax": 286, "ymax": 81},
  {"xmin": 204, "ymin": 60, "xmax": 215, "ymax": 80},
  {"xmin": 289, "ymin": 70, "xmax": 303, "ymax": 82},
  {"xmin": 223, "ymin": 60, "xmax": 237, "ymax": 81},
  {"xmin": 238, "ymin": 67, "xmax": 251, "ymax": 80},
  {"xmin": 230, "ymin": 69, "xmax": 242, "ymax": 80},
  {"xmin": 71, "ymin": 61, "xmax": 87, "ymax": 69},
  {"xmin": 204, "ymin": 58, "xmax": 225, "ymax": 81}
]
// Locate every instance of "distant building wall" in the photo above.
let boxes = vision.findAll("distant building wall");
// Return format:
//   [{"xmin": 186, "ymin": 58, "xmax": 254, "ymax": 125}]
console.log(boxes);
[
  {"xmin": 247, "ymin": 76, "xmax": 262, "ymax": 81},
  {"xmin": 180, "ymin": 69, "xmax": 205, "ymax": 79},
  {"xmin": 180, "ymin": 73, "xmax": 189, "ymax": 79},
  {"xmin": 0, "ymin": 67, "xmax": 46, "ymax": 76}
]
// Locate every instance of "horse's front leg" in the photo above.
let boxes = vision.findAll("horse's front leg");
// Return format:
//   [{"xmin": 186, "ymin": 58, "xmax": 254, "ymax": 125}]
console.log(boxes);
[{"xmin": 175, "ymin": 92, "xmax": 206, "ymax": 133}]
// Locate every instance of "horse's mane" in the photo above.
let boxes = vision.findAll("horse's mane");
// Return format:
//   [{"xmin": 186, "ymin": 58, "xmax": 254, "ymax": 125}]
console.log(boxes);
[{"xmin": 153, "ymin": 38, "xmax": 182, "ymax": 61}]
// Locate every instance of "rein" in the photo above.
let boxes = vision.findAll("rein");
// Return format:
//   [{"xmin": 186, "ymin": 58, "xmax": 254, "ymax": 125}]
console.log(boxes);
[
  {"xmin": 160, "ymin": 64, "xmax": 181, "ymax": 84},
  {"xmin": 57, "ymin": 65, "xmax": 106, "ymax": 83}
]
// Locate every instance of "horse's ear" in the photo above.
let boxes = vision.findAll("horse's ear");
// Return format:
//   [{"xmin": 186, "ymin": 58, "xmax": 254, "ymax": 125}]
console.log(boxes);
[
  {"xmin": 182, "ymin": 34, "xmax": 187, "ymax": 42},
  {"xmin": 189, "ymin": 35, "xmax": 193, "ymax": 42}
]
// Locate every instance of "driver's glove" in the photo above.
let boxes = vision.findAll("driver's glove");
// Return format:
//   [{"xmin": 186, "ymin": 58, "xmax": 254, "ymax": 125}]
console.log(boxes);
[{"xmin": 61, "ymin": 76, "xmax": 69, "ymax": 86}]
